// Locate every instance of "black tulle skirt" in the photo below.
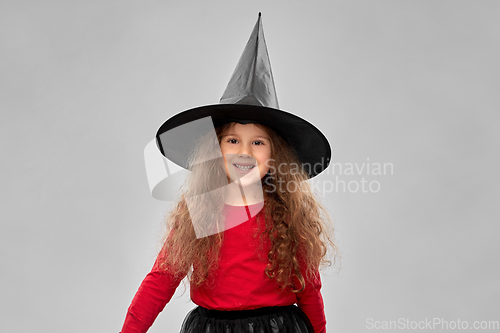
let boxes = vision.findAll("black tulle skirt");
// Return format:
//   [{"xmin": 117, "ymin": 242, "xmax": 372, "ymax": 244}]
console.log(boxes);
[{"xmin": 179, "ymin": 304, "xmax": 315, "ymax": 333}]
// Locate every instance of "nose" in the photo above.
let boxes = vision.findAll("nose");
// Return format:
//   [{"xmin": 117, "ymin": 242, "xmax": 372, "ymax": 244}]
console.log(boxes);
[{"xmin": 237, "ymin": 142, "xmax": 252, "ymax": 158}]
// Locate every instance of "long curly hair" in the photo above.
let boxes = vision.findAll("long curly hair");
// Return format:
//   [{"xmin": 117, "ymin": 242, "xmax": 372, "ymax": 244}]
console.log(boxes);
[{"xmin": 157, "ymin": 121, "xmax": 339, "ymax": 294}]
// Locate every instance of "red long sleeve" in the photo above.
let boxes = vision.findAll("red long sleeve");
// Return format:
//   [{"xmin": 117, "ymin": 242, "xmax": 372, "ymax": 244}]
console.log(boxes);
[
  {"xmin": 120, "ymin": 254, "xmax": 184, "ymax": 333},
  {"xmin": 295, "ymin": 270, "xmax": 327, "ymax": 333},
  {"xmin": 120, "ymin": 227, "xmax": 184, "ymax": 333},
  {"xmin": 120, "ymin": 203, "xmax": 327, "ymax": 333}
]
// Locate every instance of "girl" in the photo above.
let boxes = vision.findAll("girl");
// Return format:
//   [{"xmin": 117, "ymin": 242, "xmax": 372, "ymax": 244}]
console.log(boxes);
[{"xmin": 120, "ymin": 13, "xmax": 338, "ymax": 333}]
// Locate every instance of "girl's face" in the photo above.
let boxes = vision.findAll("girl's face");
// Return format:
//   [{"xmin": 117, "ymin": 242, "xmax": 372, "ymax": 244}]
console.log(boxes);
[{"xmin": 220, "ymin": 123, "xmax": 272, "ymax": 186}]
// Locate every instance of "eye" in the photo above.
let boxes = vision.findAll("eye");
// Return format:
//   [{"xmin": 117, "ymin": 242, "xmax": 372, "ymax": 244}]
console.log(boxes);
[
  {"xmin": 227, "ymin": 138, "xmax": 239, "ymax": 144},
  {"xmin": 253, "ymin": 141, "xmax": 264, "ymax": 145}
]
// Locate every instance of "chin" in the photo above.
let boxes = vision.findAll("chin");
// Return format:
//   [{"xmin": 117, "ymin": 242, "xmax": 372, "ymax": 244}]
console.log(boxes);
[
  {"xmin": 239, "ymin": 179, "xmax": 261, "ymax": 187},
  {"xmin": 232, "ymin": 173, "xmax": 261, "ymax": 187}
]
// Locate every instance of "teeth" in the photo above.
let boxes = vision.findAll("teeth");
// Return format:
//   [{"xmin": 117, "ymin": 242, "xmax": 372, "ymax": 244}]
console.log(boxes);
[{"xmin": 234, "ymin": 164, "xmax": 255, "ymax": 171}]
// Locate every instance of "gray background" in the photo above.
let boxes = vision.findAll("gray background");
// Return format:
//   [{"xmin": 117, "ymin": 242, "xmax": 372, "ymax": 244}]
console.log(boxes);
[{"xmin": 1, "ymin": 0, "xmax": 499, "ymax": 332}]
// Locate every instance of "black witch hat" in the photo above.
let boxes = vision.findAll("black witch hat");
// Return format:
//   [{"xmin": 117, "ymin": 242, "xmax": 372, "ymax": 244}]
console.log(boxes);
[{"xmin": 146, "ymin": 13, "xmax": 331, "ymax": 200}]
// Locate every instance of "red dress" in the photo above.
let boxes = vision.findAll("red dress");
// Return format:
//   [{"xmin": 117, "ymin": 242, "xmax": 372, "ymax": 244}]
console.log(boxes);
[{"xmin": 120, "ymin": 202, "xmax": 327, "ymax": 333}]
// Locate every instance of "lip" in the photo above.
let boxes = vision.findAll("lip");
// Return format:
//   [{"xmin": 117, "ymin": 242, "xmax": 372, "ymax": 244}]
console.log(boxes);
[
  {"xmin": 233, "ymin": 162, "xmax": 256, "ymax": 166},
  {"xmin": 232, "ymin": 163, "xmax": 256, "ymax": 174}
]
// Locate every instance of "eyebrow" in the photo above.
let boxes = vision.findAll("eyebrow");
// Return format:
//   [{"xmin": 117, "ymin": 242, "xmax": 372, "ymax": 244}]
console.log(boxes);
[{"xmin": 224, "ymin": 133, "xmax": 270, "ymax": 140}]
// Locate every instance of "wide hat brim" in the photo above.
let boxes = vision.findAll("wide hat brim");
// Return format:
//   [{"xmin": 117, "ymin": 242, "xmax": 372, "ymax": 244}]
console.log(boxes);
[{"xmin": 155, "ymin": 103, "xmax": 331, "ymax": 179}]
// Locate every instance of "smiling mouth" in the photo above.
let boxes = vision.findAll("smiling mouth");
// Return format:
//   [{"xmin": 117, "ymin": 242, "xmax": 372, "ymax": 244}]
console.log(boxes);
[{"xmin": 233, "ymin": 164, "xmax": 256, "ymax": 171}]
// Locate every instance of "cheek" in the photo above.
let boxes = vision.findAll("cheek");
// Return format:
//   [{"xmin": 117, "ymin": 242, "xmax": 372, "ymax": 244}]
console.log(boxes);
[
  {"xmin": 222, "ymin": 155, "xmax": 229, "ymax": 169},
  {"xmin": 220, "ymin": 144, "xmax": 228, "ymax": 163},
  {"xmin": 258, "ymin": 152, "xmax": 272, "ymax": 172},
  {"xmin": 262, "ymin": 150, "xmax": 272, "ymax": 166}
]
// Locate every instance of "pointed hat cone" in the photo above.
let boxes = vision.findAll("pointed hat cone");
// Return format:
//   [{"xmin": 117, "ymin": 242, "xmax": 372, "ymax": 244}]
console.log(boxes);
[
  {"xmin": 152, "ymin": 13, "xmax": 332, "ymax": 199},
  {"xmin": 220, "ymin": 13, "xmax": 279, "ymax": 109}
]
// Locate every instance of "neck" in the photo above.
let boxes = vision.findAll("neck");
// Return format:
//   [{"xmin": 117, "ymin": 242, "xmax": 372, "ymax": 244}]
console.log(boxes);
[{"xmin": 224, "ymin": 180, "xmax": 264, "ymax": 206}]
